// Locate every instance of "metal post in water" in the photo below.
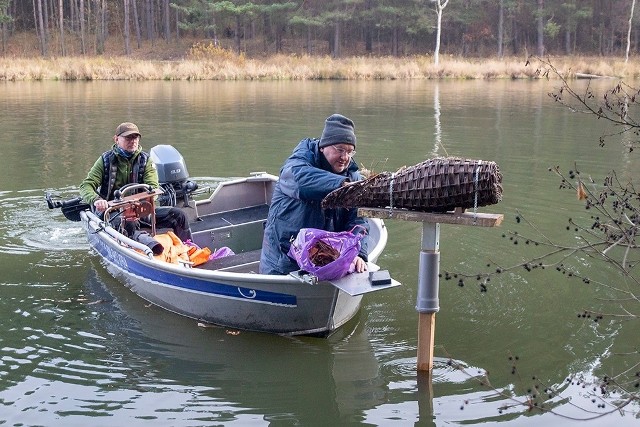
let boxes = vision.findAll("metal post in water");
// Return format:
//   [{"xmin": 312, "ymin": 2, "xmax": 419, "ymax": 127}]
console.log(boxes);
[
  {"xmin": 357, "ymin": 208, "xmax": 504, "ymax": 375},
  {"xmin": 416, "ymin": 222, "xmax": 440, "ymax": 372}
]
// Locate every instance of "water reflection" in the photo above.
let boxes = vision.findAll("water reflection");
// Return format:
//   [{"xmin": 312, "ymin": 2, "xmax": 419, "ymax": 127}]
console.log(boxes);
[
  {"xmin": 432, "ymin": 84, "xmax": 443, "ymax": 157},
  {"xmin": 80, "ymin": 263, "xmax": 387, "ymax": 424}
]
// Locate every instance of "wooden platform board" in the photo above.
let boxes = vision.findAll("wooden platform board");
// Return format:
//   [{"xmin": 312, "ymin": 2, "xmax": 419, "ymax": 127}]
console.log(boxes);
[{"xmin": 358, "ymin": 207, "xmax": 503, "ymax": 227}]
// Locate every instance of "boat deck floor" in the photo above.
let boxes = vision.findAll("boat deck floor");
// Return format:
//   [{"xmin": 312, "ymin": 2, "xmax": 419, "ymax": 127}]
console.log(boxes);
[
  {"xmin": 196, "ymin": 249, "xmax": 262, "ymax": 272},
  {"xmin": 173, "ymin": 204, "xmax": 269, "ymax": 273}
]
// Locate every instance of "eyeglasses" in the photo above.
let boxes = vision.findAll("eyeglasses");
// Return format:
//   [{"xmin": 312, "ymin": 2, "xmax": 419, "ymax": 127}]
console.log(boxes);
[
  {"xmin": 121, "ymin": 134, "xmax": 140, "ymax": 141},
  {"xmin": 330, "ymin": 145, "xmax": 356, "ymax": 158}
]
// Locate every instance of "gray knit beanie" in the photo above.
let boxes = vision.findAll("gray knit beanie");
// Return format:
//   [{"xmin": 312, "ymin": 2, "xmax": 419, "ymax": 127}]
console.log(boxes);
[{"xmin": 319, "ymin": 114, "xmax": 356, "ymax": 148}]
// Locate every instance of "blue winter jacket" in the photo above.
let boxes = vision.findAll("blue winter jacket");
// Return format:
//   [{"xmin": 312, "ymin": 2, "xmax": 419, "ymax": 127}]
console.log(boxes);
[{"xmin": 259, "ymin": 138, "xmax": 370, "ymax": 275}]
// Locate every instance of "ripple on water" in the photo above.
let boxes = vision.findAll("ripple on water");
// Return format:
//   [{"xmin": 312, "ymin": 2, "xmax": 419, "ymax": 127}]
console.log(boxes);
[{"xmin": 0, "ymin": 189, "xmax": 89, "ymax": 255}]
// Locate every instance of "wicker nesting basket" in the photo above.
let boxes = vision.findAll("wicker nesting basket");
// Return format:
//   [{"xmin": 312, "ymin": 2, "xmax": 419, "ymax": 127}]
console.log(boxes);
[{"xmin": 322, "ymin": 157, "xmax": 503, "ymax": 212}]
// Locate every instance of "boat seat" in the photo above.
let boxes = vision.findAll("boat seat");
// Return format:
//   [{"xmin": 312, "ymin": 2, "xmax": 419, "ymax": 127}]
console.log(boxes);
[{"xmin": 190, "ymin": 205, "xmax": 269, "ymax": 233}]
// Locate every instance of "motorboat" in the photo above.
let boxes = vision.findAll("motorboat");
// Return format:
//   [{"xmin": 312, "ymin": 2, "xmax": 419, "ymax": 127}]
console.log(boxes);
[{"xmin": 46, "ymin": 145, "xmax": 399, "ymax": 337}]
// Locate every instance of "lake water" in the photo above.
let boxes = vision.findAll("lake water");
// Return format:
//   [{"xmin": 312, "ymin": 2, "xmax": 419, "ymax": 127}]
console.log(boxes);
[{"xmin": 0, "ymin": 79, "xmax": 638, "ymax": 426}]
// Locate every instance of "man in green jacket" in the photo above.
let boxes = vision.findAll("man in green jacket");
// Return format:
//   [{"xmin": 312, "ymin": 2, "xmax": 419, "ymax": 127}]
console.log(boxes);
[{"xmin": 79, "ymin": 122, "xmax": 192, "ymax": 241}]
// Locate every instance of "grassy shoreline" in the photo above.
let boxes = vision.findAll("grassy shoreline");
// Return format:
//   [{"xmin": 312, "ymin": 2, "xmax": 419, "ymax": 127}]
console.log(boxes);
[{"xmin": 1, "ymin": 54, "xmax": 640, "ymax": 81}]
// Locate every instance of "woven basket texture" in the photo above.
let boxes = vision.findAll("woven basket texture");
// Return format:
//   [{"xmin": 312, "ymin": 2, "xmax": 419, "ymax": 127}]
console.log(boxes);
[{"xmin": 322, "ymin": 157, "xmax": 502, "ymax": 212}]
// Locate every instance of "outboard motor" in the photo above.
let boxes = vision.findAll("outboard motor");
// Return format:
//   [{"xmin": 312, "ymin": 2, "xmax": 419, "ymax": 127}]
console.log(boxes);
[{"xmin": 149, "ymin": 145, "xmax": 199, "ymax": 207}]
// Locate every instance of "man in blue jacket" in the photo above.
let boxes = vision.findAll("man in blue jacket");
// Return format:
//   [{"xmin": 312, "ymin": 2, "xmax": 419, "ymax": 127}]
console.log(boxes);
[{"xmin": 259, "ymin": 114, "xmax": 369, "ymax": 276}]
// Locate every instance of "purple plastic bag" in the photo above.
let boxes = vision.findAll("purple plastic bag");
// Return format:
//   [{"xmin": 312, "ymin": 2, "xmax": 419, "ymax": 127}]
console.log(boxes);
[
  {"xmin": 209, "ymin": 246, "xmax": 235, "ymax": 261},
  {"xmin": 288, "ymin": 226, "xmax": 366, "ymax": 281}
]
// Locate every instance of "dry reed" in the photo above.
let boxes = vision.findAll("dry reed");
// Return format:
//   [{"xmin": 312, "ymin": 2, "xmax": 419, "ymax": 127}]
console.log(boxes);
[{"xmin": 2, "ymin": 53, "xmax": 640, "ymax": 81}]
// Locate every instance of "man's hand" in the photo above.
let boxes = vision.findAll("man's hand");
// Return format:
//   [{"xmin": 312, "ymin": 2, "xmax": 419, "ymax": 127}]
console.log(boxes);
[
  {"xmin": 353, "ymin": 256, "xmax": 367, "ymax": 273},
  {"xmin": 93, "ymin": 199, "xmax": 108, "ymax": 212}
]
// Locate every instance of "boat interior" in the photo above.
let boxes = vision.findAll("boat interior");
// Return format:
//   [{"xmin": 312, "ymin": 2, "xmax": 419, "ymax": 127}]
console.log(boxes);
[{"xmin": 182, "ymin": 174, "xmax": 275, "ymax": 274}]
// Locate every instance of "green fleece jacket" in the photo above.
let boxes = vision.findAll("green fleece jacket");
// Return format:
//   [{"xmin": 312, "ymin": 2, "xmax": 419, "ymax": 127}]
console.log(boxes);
[{"xmin": 79, "ymin": 144, "xmax": 159, "ymax": 205}]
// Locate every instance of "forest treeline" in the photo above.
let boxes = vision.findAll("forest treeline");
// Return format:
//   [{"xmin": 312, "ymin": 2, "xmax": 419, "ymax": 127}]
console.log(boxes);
[{"xmin": 0, "ymin": 1, "xmax": 638, "ymax": 59}]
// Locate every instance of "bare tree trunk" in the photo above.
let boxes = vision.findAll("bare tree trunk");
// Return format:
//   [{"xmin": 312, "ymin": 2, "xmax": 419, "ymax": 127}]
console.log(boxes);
[
  {"xmin": 365, "ymin": 0, "xmax": 373, "ymax": 54},
  {"xmin": 234, "ymin": 14, "xmax": 241, "ymax": 54},
  {"xmin": 94, "ymin": 0, "xmax": 105, "ymax": 54},
  {"xmin": 132, "ymin": 0, "xmax": 141, "ymax": 48},
  {"xmin": 93, "ymin": 0, "xmax": 98, "ymax": 53},
  {"xmin": 163, "ymin": 0, "xmax": 169, "ymax": 42},
  {"xmin": 262, "ymin": 13, "xmax": 268, "ymax": 53},
  {"xmin": 392, "ymin": 25, "xmax": 398, "ymax": 57},
  {"xmin": 536, "ymin": 0, "xmax": 544, "ymax": 56},
  {"xmin": 145, "ymin": 0, "xmax": 154, "ymax": 45},
  {"xmin": 1, "ymin": 1, "xmax": 7, "ymax": 54},
  {"xmin": 175, "ymin": 7, "xmax": 179, "ymax": 42},
  {"xmin": 510, "ymin": 13, "xmax": 518, "ymax": 54},
  {"xmin": 36, "ymin": 0, "xmax": 48, "ymax": 55},
  {"xmin": 124, "ymin": 0, "xmax": 131, "ymax": 54},
  {"xmin": 626, "ymin": 0, "xmax": 636, "ymax": 62},
  {"xmin": 70, "ymin": 0, "xmax": 76, "ymax": 32},
  {"xmin": 43, "ymin": 0, "xmax": 50, "ymax": 44},
  {"xmin": 609, "ymin": 24, "xmax": 614, "ymax": 54},
  {"xmin": 80, "ymin": 0, "xmax": 85, "ymax": 54},
  {"xmin": 332, "ymin": 21, "xmax": 340, "ymax": 58},
  {"xmin": 275, "ymin": 23, "xmax": 282, "ymax": 53},
  {"xmin": 32, "ymin": 0, "xmax": 37, "ymax": 43},
  {"xmin": 58, "ymin": 0, "xmax": 65, "ymax": 56},
  {"xmin": 434, "ymin": 0, "xmax": 449, "ymax": 66},
  {"xmin": 32, "ymin": 0, "xmax": 37, "ymax": 39},
  {"xmin": 86, "ymin": 0, "xmax": 90, "ymax": 33},
  {"xmin": 497, "ymin": 0, "xmax": 504, "ymax": 57},
  {"xmin": 101, "ymin": 0, "xmax": 106, "ymax": 51}
]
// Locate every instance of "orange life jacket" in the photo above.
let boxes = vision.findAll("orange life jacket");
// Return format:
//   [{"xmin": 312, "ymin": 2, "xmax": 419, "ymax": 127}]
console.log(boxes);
[{"xmin": 153, "ymin": 231, "xmax": 211, "ymax": 266}]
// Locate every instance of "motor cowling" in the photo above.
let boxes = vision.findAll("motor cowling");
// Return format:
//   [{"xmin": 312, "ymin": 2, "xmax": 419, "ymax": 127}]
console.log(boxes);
[{"xmin": 149, "ymin": 145, "xmax": 198, "ymax": 207}]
